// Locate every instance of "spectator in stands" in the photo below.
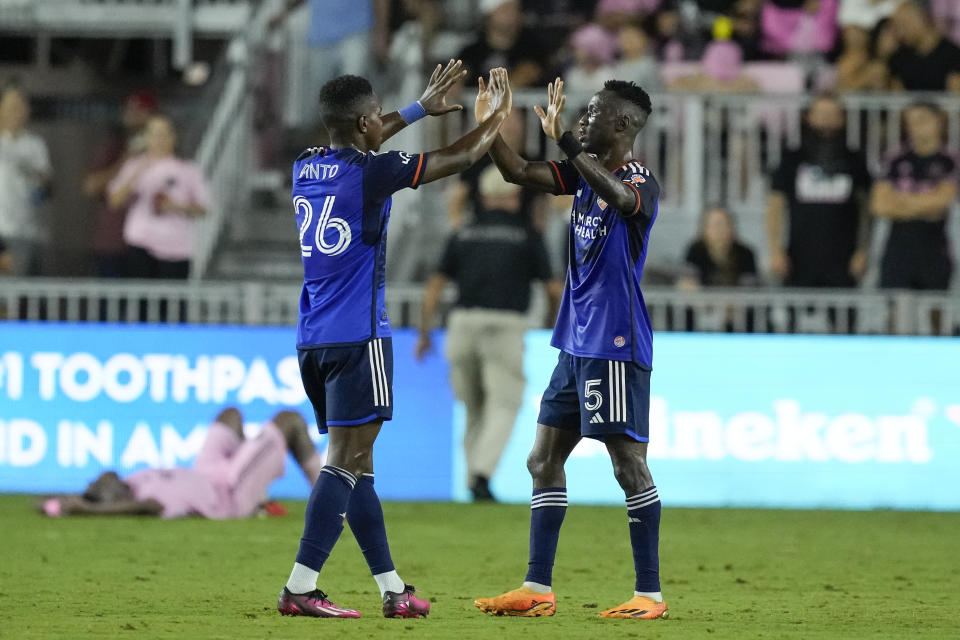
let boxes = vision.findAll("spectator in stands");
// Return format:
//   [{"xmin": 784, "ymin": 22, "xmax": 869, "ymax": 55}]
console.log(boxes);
[
  {"xmin": 678, "ymin": 205, "xmax": 758, "ymax": 288},
  {"xmin": 270, "ymin": 0, "xmax": 392, "ymax": 122},
  {"xmin": 595, "ymin": 0, "xmax": 660, "ymax": 33},
  {"xmin": 83, "ymin": 91, "xmax": 158, "ymax": 278},
  {"xmin": 0, "ymin": 236, "xmax": 12, "ymax": 274},
  {"xmin": 612, "ymin": 20, "xmax": 663, "ymax": 92},
  {"xmin": 457, "ymin": 0, "xmax": 545, "ymax": 89},
  {"xmin": 40, "ymin": 408, "xmax": 322, "ymax": 519},
  {"xmin": 0, "ymin": 82, "xmax": 51, "ymax": 276},
  {"xmin": 760, "ymin": 0, "xmax": 839, "ymax": 59},
  {"xmin": 931, "ymin": 0, "xmax": 960, "ymax": 47},
  {"xmin": 888, "ymin": 1, "xmax": 960, "ymax": 92},
  {"xmin": 668, "ymin": 17, "xmax": 759, "ymax": 91},
  {"xmin": 730, "ymin": 0, "xmax": 766, "ymax": 61},
  {"xmin": 838, "ymin": 0, "xmax": 897, "ymax": 33},
  {"xmin": 416, "ymin": 166, "xmax": 561, "ymax": 502},
  {"xmin": 565, "ymin": 24, "xmax": 619, "ymax": 95},
  {"xmin": 107, "ymin": 115, "xmax": 209, "ymax": 279},
  {"xmin": 872, "ymin": 102, "xmax": 957, "ymax": 291},
  {"xmin": 644, "ymin": 0, "xmax": 687, "ymax": 61},
  {"xmin": 835, "ymin": 16, "xmax": 897, "ymax": 90},
  {"xmin": 767, "ymin": 95, "xmax": 872, "ymax": 288}
]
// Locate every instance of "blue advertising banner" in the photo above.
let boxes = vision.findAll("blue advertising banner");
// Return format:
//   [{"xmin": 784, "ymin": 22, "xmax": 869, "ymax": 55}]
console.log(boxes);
[
  {"xmin": 483, "ymin": 331, "xmax": 960, "ymax": 511},
  {"xmin": 0, "ymin": 324, "xmax": 453, "ymax": 501},
  {"xmin": 2, "ymin": 324, "xmax": 959, "ymax": 510}
]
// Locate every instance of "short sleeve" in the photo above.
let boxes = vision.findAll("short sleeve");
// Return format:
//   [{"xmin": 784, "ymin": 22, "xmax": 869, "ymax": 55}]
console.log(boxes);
[
  {"xmin": 617, "ymin": 162, "xmax": 660, "ymax": 219},
  {"xmin": 546, "ymin": 160, "xmax": 580, "ymax": 196},
  {"xmin": 363, "ymin": 150, "xmax": 428, "ymax": 201},
  {"xmin": 437, "ymin": 234, "xmax": 459, "ymax": 279},
  {"xmin": 106, "ymin": 156, "xmax": 144, "ymax": 198}
]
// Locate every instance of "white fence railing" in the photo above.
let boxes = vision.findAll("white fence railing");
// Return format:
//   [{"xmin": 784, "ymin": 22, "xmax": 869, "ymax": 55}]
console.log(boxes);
[
  {"xmin": 0, "ymin": 0, "xmax": 251, "ymax": 68},
  {"xmin": 2, "ymin": 279, "xmax": 958, "ymax": 336}
]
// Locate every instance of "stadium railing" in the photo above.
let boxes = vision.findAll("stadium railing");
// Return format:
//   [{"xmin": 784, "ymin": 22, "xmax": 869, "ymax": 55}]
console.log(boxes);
[
  {"xmin": 1, "ymin": 278, "xmax": 957, "ymax": 336},
  {"xmin": 0, "ymin": 0, "xmax": 252, "ymax": 69}
]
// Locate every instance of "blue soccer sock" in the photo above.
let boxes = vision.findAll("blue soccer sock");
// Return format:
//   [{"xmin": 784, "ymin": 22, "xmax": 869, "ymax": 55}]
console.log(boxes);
[
  {"xmin": 346, "ymin": 473, "xmax": 396, "ymax": 576},
  {"xmin": 626, "ymin": 486, "xmax": 662, "ymax": 593},
  {"xmin": 292, "ymin": 465, "xmax": 356, "ymax": 578},
  {"xmin": 524, "ymin": 488, "xmax": 568, "ymax": 589}
]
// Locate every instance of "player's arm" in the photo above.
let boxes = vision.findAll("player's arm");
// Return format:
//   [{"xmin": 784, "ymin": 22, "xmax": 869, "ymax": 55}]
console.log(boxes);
[
  {"xmin": 535, "ymin": 78, "xmax": 641, "ymax": 215},
  {"xmin": 417, "ymin": 67, "xmax": 512, "ymax": 185},
  {"xmin": 415, "ymin": 272, "xmax": 450, "ymax": 361},
  {"xmin": 473, "ymin": 75, "xmax": 575, "ymax": 193},
  {"xmin": 380, "ymin": 59, "xmax": 468, "ymax": 143}
]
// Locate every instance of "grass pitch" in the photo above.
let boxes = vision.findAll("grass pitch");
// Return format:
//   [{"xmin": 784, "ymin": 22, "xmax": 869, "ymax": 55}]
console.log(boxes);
[{"xmin": 2, "ymin": 495, "xmax": 958, "ymax": 639}]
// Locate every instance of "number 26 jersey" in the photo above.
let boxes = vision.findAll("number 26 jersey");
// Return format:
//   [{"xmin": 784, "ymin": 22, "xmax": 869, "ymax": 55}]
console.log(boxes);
[{"xmin": 291, "ymin": 146, "xmax": 428, "ymax": 348}]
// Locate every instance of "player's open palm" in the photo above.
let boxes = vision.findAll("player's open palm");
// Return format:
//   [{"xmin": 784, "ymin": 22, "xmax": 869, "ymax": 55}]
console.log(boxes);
[
  {"xmin": 534, "ymin": 78, "xmax": 566, "ymax": 140},
  {"xmin": 419, "ymin": 59, "xmax": 468, "ymax": 116},
  {"xmin": 475, "ymin": 68, "xmax": 512, "ymax": 123}
]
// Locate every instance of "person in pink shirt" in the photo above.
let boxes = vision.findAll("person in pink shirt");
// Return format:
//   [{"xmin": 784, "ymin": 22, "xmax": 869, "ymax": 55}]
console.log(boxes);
[
  {"xmin": 761, "ymin": 0, "xmax": 838, "ymax": 58},
  {"xmin": 107, "ymin": 115, "xmax": 209, "ymax": 279},
  {"xmin": 40, "ymin": 408, "xmax": 323, "ymax": 519}
]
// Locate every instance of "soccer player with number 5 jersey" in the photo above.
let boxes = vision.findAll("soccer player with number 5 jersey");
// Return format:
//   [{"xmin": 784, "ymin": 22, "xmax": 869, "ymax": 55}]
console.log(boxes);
[
  {"xmin": 473, "ymin": 76, "xmax": 669, "ymax": 620},
  {"xmin": 277, "ymin": 61, "xmax": 512, "ymax": 620}
]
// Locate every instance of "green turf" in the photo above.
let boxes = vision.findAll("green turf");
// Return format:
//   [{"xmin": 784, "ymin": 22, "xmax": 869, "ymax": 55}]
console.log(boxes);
[{"xmin": 3, "ymin": 495, "xmax": 958, "ymax": 639}]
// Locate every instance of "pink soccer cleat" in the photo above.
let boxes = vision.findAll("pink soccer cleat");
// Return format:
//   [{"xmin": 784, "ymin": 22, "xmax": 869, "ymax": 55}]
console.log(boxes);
[
  {"xmin": 277, "ymin": 587, "xmax": 360, "ymax": 618},
  {"xmin": 382, "ymin": 584, "xmax": 430, "ymax": 618}
]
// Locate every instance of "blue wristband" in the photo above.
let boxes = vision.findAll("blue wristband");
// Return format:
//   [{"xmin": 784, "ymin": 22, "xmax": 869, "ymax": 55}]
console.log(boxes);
[{"xmin": 398, "ymin": 100, "xmax": 428, "ymax": 124}]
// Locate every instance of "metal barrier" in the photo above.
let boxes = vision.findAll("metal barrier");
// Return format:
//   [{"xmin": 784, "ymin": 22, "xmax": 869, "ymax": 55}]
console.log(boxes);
[{"xmin": 2, "ymin": 278, "xmax": 957, "ymax": 336}]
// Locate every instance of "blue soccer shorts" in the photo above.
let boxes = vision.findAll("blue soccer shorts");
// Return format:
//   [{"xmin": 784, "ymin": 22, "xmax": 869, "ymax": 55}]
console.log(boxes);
[
  {"xmin": 537, "ymin": 350, "xmax": 651, "ymax": 441},
  {"xmin": 298, "ymin": 337, "xmax": 393, "ymax": 433}
]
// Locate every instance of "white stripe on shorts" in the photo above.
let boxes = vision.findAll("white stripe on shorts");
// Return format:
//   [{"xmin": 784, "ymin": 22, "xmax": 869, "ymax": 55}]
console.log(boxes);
[
  {"xmin": 368, "ymin": 341, "xmax": 381, "ymax": 407},
  {"xmin": 374, "ymin": 339, "xmax": 389, "ymax": 407}
]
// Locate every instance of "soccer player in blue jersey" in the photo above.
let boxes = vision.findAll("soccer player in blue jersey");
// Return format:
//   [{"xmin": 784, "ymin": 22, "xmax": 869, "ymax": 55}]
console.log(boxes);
[
  {"xmin": 473, "ymin": 77, "xmax": 669, "ymax": 620},
  {"xmin": 277, "ymin": 62, "xmax": 513, "ymax": 619}
]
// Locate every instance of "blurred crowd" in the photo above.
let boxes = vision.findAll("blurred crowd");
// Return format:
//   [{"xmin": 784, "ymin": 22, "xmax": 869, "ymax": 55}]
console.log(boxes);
[{"xmin": 0, "ymin": 0, "xmax": 957, "ymax": 299}]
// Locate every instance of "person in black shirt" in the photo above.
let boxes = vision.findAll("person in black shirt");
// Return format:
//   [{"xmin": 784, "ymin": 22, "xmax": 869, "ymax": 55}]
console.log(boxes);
[
  {"xmin": 417, "ymin": 166, "xmax": 560, "ymax": 502},
  {"xmin": 767, "ymin": 95, "xmax": 873, "ymax": 288},
  {"xmin": 679, "ymin": 205, "xmax": 757, "ymax": 288},
  {"xmin": 888, "ymin": 1, "xmax": 960, "ymax": 92},
  {"xmin": 872, "ymin": 102, "xmax": 958, "ymax": 291},
  {"xmin": 456, "ymin": 0, "xmax": 546, "ymax": 89}
]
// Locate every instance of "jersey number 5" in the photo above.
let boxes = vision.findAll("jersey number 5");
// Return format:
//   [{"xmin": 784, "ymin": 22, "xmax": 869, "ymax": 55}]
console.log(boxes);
[
  {"xmin": 295, "ymin": 194, "xmax": 352, "ymax": 257},
  {"xmin": 584, "ymin": 379, "xmax": 603, "ymax": 411}
]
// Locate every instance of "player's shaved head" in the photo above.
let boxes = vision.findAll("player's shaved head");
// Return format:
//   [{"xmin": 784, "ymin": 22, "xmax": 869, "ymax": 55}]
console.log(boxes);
[
  {"xmin": 601, "ymin": 79, "xmax": 652, "ymax": 133},
  {"xmin": 318, "ymin": 74, "xmax": 378, "ymax": 138}
]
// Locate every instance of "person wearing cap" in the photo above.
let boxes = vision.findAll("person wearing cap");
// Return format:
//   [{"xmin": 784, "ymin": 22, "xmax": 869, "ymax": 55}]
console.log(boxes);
[
  {"xmin": 416, "ymin": 165, "xmax": 561, "ymax": 502},
  {"xmin": 83, "ymin": 90, "xmax": 159, "ymax": 277}
]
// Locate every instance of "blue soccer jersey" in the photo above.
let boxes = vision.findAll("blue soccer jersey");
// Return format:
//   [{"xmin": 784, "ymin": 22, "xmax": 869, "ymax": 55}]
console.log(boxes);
[
  {"xmin": 291, "ymin": 146, "xmax": 427, "ymax": 347},
  {"xmin": 548, "ymin": 158, "xmax": 661, "ymax": 366}
]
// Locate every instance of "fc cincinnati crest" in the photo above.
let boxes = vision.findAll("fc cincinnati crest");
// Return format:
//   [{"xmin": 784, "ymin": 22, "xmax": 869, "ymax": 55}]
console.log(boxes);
[
  {"xmin": 614, "ymin": 336, "xmax": 626, "ymax": 348},
  {"xmin": 630, "ymin": 174, "xmax": 646, "ymax": 184}
]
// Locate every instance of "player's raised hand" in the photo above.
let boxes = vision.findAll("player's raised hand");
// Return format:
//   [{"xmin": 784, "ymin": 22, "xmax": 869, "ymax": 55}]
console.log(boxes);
[
  {"xmin": 483, "ymin": 67, "xmax": 512, "ymax": 119},
  {"xmin": 419, "ymin": 59, "xmax": 468, "ymax": 116},
  {"xmin": 474, "ymin": 74, "xmax": 493, "ymax": 123},
  {"xmin": 534, "ymin": 77, "xmax": 566, "ymax": 141}
]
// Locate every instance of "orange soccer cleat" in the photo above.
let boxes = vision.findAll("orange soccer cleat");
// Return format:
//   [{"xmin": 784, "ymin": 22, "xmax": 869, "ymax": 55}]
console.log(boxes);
[
  {"xmin": 599, "ymin": 595, "xmax": 669, "ymax": 620},
  {"xmin": 474, "ymin": 587, "xmax": 556, "ymax": 617}
]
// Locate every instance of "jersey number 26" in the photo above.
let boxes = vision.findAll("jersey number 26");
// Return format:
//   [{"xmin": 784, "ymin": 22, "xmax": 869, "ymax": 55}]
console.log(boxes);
[{"xmin": 295, "ymin": 194, "xmax": 352, "ymax": 257}]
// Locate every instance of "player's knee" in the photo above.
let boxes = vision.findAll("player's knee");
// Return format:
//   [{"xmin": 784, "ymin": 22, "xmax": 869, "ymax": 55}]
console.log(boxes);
[
  {"xmin": 610, "ymin": 456, "xmax": 652, "ymax": 494},
  {"xmin": 526, "ymin": 451, "xmax": 559, "ymax": 482}
]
